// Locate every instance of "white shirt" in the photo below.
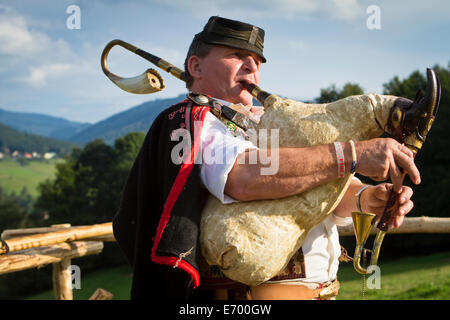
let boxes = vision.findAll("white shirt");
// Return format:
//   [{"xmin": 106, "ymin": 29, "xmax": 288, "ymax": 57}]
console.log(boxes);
[{"xmin": 199, "ymin": 110, "xmax": 353, "ymax": 283}]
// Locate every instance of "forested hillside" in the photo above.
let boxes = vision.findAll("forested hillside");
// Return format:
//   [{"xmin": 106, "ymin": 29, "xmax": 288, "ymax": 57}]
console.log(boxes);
[{"xmin": 0, "ymin": 123, "xmax": 76, "ymax": 156}]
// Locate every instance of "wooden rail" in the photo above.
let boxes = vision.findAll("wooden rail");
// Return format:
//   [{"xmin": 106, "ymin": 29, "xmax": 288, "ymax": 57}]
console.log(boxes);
[
  {"xmin": 0, "ymin": 222, "xmax": 113, "ymax": 255},
  {"xmin": 337, "ymin": 216, "xmax": 450, "ymax": 236},
  {"xmin": 0, "ymin": 223, "xmax": 115, "ymax": 300}
]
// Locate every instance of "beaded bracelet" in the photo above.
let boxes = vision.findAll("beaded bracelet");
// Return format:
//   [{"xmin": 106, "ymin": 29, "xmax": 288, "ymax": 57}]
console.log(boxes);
[{"xmin": 333, "ymin": 142, "xmax": 345, "ymax": 178}]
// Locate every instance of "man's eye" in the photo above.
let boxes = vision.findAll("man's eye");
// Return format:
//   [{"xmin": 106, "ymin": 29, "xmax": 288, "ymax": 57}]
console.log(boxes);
[{"xmin": 231, "ymin": 52, "xmax": 242, "ymax": 58}]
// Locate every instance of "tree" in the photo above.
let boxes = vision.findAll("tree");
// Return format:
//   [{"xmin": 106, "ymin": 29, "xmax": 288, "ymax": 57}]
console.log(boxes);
[
  {"xmin": 114, "ymin": 132, "xmax": 146, "ymax": 172},
  {"xmin": 315, "ymin": 82, "xmax": 364, "ymax": 103},
  {"xmin": 0, "ymin": 189, "xmax": 27, "ymax": 229},
  {"xmin": 382, "ymin": 70, "xmax": 427, "ymax": 98},
  {"xmin": 316, "ymin": 84, "xmax": 340, "ymax": 103},
  {"xmin": 0, "ymin": 187, "xmax": 36, "ymax": 229},
  {"xmin": 340, "ymin": 83, "xmax": 364, "ymax": 98},
  {"xmin": 35, "ymin": 132, "xmax": 145, "ymax": 226}
]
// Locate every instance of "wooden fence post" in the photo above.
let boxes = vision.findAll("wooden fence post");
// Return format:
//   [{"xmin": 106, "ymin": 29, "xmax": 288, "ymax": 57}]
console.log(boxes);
[
  {"xmin": 51, "ymin": 224, "xmax": 72, "ymax": 300},
  {"xmin": 52, "ymin": 258, "xmax": 73, "ymax": 300}
]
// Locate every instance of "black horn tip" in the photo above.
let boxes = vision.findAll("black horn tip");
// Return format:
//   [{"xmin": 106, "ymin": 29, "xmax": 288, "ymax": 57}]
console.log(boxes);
[{"xmin": 423, "ymin": 68, "xmax": 438, "ymax": 98}]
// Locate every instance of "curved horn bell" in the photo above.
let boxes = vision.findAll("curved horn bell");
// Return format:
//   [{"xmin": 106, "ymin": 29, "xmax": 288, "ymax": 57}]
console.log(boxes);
[{"xmin": 101, "ymin": 39, "xmax": 167, "ymax": 94}]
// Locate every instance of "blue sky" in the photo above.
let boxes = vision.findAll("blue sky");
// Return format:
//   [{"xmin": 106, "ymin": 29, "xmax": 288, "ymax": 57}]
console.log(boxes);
[{"xmin": 1, "ymin": 0, "xmax": 449, "ymax": 123}]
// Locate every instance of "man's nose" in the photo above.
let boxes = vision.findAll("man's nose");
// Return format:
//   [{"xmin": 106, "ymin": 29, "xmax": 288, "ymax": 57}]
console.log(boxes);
[{"xmin": 242, "ymin": 55, "xmax": 259, "ymax": 73}]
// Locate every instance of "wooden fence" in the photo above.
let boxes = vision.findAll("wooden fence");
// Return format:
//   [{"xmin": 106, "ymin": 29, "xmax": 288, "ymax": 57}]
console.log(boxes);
[
  {"xmin": 1, "ymin": 217, "xmax": 449, "ymax": 300},
  {"xmin": 0, "ymin": 222, "xmax": 115, "ymax": 300}
]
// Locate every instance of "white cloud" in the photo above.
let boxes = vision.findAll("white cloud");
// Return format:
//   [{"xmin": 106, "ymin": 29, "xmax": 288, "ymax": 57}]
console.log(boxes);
[
  {"xmin": 332, "ymin": 0, "xmax": 361, "ymax": 21},
  {"xmin": 0, "ymin": 6, "xmax": 51, "ymax": 56},
  {"xmin": 0, "ymin": 5, "xmax": 81, "ymax": 89},
  {"xmin": 19, "ymin": 63, "xmax": 73, "ymax": 87},
  {"xmin": 0, "ymin": 5, "xmax": 76, "ymax": 59}
]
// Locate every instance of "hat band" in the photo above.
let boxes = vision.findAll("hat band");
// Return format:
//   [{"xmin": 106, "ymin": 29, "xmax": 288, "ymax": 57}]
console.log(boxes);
[
  {"xmin": 205, "ymin": 22, "xmax": 264, "ymax": 51},
  {"xmin": 249, "ymin": 26, "xmax": 258, "ymax": 45}
]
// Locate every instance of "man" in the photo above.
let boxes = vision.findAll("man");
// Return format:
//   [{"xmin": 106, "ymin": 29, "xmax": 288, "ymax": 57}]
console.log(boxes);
[{"xmin": 113, "ymin": 16, "xmax": 417, "ymax": 300}]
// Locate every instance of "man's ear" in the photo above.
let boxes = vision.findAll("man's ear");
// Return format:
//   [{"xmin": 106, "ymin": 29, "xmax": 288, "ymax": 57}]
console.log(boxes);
[{"xmin": 187, "ymin": 55, "xmax": 202, "ymax": 81}]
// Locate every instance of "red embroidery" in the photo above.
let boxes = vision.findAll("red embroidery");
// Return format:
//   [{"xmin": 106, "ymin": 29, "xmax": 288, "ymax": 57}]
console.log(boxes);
[
  {"xmin": 168, "ymin": 105, "xmax": 186, "ymax": 120},
  {"xmin": 192, "ymin": 107, "xmax": 203, "ymax": 121}
]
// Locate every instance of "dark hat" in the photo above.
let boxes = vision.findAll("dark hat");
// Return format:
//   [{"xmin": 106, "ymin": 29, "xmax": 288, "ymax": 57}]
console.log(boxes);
[{"xmin": 195, "ymin": 16, "xmax": 266, "ymax": 63}]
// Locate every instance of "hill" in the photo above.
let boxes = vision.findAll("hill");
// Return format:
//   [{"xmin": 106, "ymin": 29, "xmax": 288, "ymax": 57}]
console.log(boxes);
[
  {"xmin": 0, "ymin": 123, "xmax": 76, "ymax": 156},
  {"xmin": 0, "ymin": 159, "xmax": 61, "ymax": 197},
  {"xmin": 69, "ymin": 94, "xmax": 186, "ymax": 145},
  {"xmin": 0, "ymin": 108, "xmax": 91, "ymax": 140}
]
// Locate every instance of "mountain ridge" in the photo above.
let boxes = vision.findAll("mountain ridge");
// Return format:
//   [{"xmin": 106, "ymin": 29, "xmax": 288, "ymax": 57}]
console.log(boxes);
[
  {"xmin": 0, "ymin": 108, "xmax": 91, "ymax": 140},
  {"xmin": 68, "ymin": 94, "xmax": 186, "ymax": 145}
]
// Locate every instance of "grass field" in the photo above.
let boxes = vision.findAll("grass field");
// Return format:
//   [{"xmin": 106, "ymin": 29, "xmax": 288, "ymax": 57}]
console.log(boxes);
[
  {"xmin": 0, "ymin": 159, "xmax": 61, "ymax": 198},
  {"xmin": 337, "ymin": 251, "xmax": 450, "ymax": 300},
  {"xmin": 25, "ymin": 251, "xmax": 450, "ymax": 300},
  {"xmin": 26, "ymin": 264, "xmax": 133, "ymax": 300}
]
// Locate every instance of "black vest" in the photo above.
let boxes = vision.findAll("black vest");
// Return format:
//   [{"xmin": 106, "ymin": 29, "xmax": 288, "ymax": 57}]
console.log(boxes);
[{"xmin": 112, "ymin": 100, "xmax": 210, "ymax": 299}]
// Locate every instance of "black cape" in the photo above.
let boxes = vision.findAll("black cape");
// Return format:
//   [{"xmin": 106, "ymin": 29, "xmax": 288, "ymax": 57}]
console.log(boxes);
[{"xmin": 112, "ymin": 99, "xmax": 211, "ymax": 300}]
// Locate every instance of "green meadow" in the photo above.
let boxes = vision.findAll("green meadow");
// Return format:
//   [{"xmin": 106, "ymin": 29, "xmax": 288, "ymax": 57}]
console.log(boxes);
[
  {"xmin": 0, "ymin": 159, "xmax": 61, "ymax": 198},
  {"xmin": 337, "ymin": 251, "xmax": 450, "ymax": 300},
  {"xmin": 26, "ymin": 264, "xmax": 133, "ymax": 300}
]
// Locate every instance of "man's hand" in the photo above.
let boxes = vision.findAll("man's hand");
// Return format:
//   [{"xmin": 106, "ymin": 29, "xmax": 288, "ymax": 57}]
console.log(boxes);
[
  {"xmin": 354, "ymin": 138, "xmax": 421, "ymax": 193},
  {"xmin": 359, "ymin": 183, "xmax": 414, "ymax": 228}
]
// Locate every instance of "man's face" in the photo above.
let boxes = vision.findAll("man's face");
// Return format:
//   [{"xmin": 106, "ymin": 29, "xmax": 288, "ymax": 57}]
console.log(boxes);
[{"xmin": 190, "ymin": 45, "xmax": 261, "ymax": 106}]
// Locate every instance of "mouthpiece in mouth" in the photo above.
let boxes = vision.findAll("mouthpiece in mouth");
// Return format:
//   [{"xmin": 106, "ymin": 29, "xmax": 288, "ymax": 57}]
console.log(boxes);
[
  {"xmin": 238, "ymin": 81, "xmax": 274, "ymax": 107},
  {"xmin": 238, "ymin": 80, "xmax": 254, "ymax": 92}
]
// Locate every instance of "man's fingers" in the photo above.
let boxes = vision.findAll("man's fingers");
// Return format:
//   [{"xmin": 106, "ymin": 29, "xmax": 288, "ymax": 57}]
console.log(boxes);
[
  {"xmin": 392, "ymin": 149, "xmax": 421, "ymax": 185},
  {"xmin": 389, "ymin": 158, "xmax": 403, "ymax": 193},
  {"xmin": 393, "ymin": 215, "xmax": 405, "ymax": 228},
  {"xmin": 373, "ymin": 183, "xmax": 391, "ymax": 201},
  {"xmin": 398, "ymin": 186, "xmax": 413, "ymax": 204},
  {"xmin": 398, "ymin": 200, "xmax": 414, "ymax": 216},
  {"xmin": 375, "ymin": 184, "xmax": 412, "ymax": 204},
  {"xmin": 399, "ymin": 143, "xmax": 414, "ymax": 159}
]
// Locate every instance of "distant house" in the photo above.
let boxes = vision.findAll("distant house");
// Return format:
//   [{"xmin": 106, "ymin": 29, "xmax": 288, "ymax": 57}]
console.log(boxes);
[
  {"xmin": 24, "ymin": 153, "xmax": 32, "ymax": 159},
  {"xmin": 12, "ymin": 150, "xmax": 20, "ymax": 158},
  {"xmin": 0, "ymin": 152, "xmax": 3, "ymax": 159},
  {"xmin": 32, "ymin": 152, "xmax": 41, "ymax": 158},
  {"xmin": 43, "ymin": 152, "xmax": 56, "ymax": 160}
]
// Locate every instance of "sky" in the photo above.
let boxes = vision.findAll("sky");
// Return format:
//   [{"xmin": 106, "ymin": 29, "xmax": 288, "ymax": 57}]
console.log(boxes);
[{"xmin": 0, "ymin": 0, "xmax": 449, "ymax": 124}]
